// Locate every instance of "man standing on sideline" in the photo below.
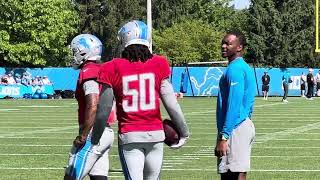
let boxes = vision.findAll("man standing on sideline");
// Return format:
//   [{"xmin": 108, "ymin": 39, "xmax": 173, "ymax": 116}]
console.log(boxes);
[
  {"xmin": 64, "ymin": 34, "xmax": 114, "ymax": 180},
  {"xmin": 91, "ymin": 20, "xmax": 189, "ymax": 180},
  {"xmin": 300, "ymin": 72, "xmax": 306, "ymax": 97},
  {"xmin": 261, "ymin": 71, "xmax": 270, "ymax": 100},
  {"xmin": 306, "ymin": 68, "xmax": 314, "ymax": 100},
  {"xmin": 315, "ymin": 70, "xmax": 320, "ymax": 96},
  {"xmin": 282, "ymin": 69, "xmax": 292, "ymax": 103},
  {"xmin": 215, "ymin": 31, "xmax": 255, "ymax": 180}
]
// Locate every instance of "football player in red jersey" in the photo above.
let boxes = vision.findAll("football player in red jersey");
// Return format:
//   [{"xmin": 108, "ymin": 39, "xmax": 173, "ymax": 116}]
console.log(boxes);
[
  {"xmin": 64, "ymin": 34, "xmax": 114, "ymax": 180},
  {"xmin": 91, "ymin": 20, "xmax": 190, "ymax": 180}
]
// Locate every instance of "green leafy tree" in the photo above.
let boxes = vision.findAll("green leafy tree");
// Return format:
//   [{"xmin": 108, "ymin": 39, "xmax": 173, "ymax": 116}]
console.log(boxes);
[
  {"xmin": 248, "ymin": 0, "xmax": 316, "ymax": 67},
  {"xmin": 153, "ymin": 19, "xmax": 223, "ymax": 64},
  {"xmin": 0, "ymin": 0, "xmax": 79, "ymax": 67},
  {"xmin": 74, "ymin": 0, "xmax": 247, "ymax": 63},
  {"xmin": 153, "ymin": 0, "xmax": 248, "ymax": 64},
  {"xmin": 74, "ymin": 0, "xmax": 146, "ymax": 59}
]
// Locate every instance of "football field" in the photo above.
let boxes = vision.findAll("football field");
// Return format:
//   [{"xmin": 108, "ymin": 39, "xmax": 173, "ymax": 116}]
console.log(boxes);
[{"xmin": 0, "ymin": 97, "xmax": 320, "ymax": 180}]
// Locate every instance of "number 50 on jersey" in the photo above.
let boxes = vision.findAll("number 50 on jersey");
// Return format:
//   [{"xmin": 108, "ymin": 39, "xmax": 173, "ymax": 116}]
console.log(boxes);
[{"xmin": 122, "ymin": 73, "xmax": 156, "ymax": 112}]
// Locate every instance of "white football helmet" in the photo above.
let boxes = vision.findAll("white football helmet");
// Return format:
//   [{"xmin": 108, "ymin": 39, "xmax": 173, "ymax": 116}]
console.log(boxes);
[
  {"xmin": 118, "ymin": 20, "xmax": 150, "ymax": 52},
  {"xmin": 70, "ymin": 34, "xmax": 102, "ymax": 69}
]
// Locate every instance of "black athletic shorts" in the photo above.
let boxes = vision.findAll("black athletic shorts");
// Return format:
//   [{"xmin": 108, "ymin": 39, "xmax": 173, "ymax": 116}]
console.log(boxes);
[{"xmin": 262, "ymin": 85, "xmax": 269, "ymax": 92}]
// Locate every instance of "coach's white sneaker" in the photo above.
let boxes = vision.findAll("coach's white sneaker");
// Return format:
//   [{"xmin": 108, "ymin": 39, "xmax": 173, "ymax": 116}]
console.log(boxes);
[{"xmin": 282, "ymin": 99, "xmax": 288, "ymax": 103}]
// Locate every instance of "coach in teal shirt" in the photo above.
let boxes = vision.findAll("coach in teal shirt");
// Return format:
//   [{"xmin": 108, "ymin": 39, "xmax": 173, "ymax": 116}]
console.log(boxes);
[
  {"xmin": 215, "ymin": 31, "xmax": 256, "ymax": 179},
  {"xmin": 216, "ymin": 56, "xmax": 255, "ymax": 139}
]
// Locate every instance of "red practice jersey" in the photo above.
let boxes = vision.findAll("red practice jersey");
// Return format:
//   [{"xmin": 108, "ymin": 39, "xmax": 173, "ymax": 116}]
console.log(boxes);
[
  {"xmin": 76, "ymin": 62, "xmax": 113, "ymax": 126},
  {"xmin": 98, "ymin": 55, "xmax": 171, "ymax": 133}
]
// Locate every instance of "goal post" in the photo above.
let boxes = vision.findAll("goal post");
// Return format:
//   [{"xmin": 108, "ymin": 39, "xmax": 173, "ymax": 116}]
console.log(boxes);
[{"xmin": 316, "ymin": 0, "xmax": 320, "ymax": 52}]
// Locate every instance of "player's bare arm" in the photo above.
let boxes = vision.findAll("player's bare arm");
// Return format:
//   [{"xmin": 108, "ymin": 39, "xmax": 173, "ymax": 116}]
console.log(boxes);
[
  {"xmin": 91, "ymin": 84, "xmax": 114, "ymax": 145},
  {"xmin": 73, "ymin": 93, "xmax": 99, "ymax": 148}
]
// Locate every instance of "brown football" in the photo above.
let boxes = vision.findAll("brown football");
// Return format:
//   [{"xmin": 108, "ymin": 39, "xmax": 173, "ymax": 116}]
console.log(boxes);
[{"xmin": 163, "ymin": 119, "xmax": 180, "ymax": 146}]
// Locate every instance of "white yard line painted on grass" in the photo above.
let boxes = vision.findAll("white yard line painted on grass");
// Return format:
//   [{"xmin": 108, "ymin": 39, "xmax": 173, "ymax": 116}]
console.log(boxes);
[
  {"xmin": 162, "ymin": 166, "xmax": 173, "ymax": 168},
  {"xmin": 0, "ymin": 120, "xmax": 75, "ymax": 122},
  {"xmin": 187, "ymin": 135, "xmax": 216, "ymax": 137},
  {"xmin": 0, "ymin": 109, "xmax": 20, "ymax": 111},
  {"xmin": 0, "ymin": 113, "xmax": 74, "ymax": 116},
  {"xmin": 192, "ymin": 120, "xmax": 318, "ymax": 124},
  {"xmin": 254, "ymin": 118, "xmax": 320, "ymax": 121},
  {"xmin": 251, "ymin": 170, "xmax": 320, "ymax": 172},
  {"xmin": 0, "ymin": 168, "xmax": 63, "ymax": 170},
  {"xmin": 0, "ymin": 137, "xmax": 73, "ymax": 139},
  {"xmin": 0, "ymin": 122, "xmax": 75, "ymax": 125},
  {"xmin": 256, "ymin": 132, "xmax": 320, "ymax": 135},
  {"xmin": 163, "ymin": 160, "xmax": 188, "ymax": 162},
  {"xmin": 253, "ymin": 146, "xmax": 320, "ymax": 149},
  {"xmin": 17, "ymin": 105, "xmax": 70, "ymax": 108},
  {"xmin": 170, "ymin": 154, "xmax": 320, "ymax": 158},
  {"xmin": 161, "ymin": 169, "xmax": 320, "ymax": 172},
  {"xmin": 0, "ymin": 125, "xmax": 77, "ymax": 138},
  {"xmin": 0, "ymin": 154, "xmax": 66, "ymax": 156},
  {"xmin": 189, "ymin": 127, "xmax": 291, "ymax": 130},
  {"xmin": 0, "ymin": 154, "xmax": 120, "ymax": 157},
  {"xmin": 165, "ymin": 157, "xmax": 200, "ymax": 160},
  {"xmin": 256, "ymin": 121, "xmax": 320, "ymax": 143},
  {"xmin": 260, "ymin": 138, "xmax": 320, "ymax": 141},
  {"xmin": 0, "ymin": 126, "xmax": 75, "ymax": 129},
  {"xmin": 163, "ymin": 162, "xmax": 184, "ymax": 165},
  {"xmin": 251, "ymin": 156, "xmax": 320, "ymax": 158},
  {"xmin": 253, "ymin": 113, "xmax": 320, "ymax": 115},
  {"xmin": 184, "ymin": 102, "xmax": 286, "ymax": 116},
  {"xmin": 255, "ymin": 102, "xmax": 290, "ymax": 108},
  {"xmin": 0, "ymin": 144, "xmax": 72, "ymax": 147}
]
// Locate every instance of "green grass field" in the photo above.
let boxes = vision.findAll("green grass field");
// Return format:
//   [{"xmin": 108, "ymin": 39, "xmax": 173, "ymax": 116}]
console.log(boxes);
[{"xmin": 0, "ymin": 97, "xmax": 320, "ymax": 180}]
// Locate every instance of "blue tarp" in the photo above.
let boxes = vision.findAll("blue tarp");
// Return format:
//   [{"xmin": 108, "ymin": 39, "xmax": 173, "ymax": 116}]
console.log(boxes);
[
  {"xmin": 0, "ymin": 85, "xmax": 54, "ymax": 98},
  {"xmin": 170, "ymin": 67, "xmax": 318, "ymax": 96},
  {"xmin": 0, "ymin": 67, "xmax": 317, "ymax": 97},
  {"xmin": 0, "ymin": 67, "xmax": 79, "ymax": 91}
]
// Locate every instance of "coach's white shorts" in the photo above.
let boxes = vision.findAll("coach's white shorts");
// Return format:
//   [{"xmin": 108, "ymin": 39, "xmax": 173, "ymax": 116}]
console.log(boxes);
[
  {"xmin": 65, "ymin": 127, "xmax": 114, "ymax": 179},
  {"xmin": 217, "ymin": 119, "xmax": 255, "ymax": 173}
]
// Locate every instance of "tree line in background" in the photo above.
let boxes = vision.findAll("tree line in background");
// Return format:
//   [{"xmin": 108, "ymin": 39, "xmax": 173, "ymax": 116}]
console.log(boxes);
[{"xmin": 0, "ymin": 0, "xmax": 318, "ymax": 67}]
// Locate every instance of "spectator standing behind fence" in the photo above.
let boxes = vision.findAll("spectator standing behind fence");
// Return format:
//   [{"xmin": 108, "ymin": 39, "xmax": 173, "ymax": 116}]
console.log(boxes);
[
  {"xmin": 35, "ymin": 76, "xmax": 44, "ymax": 86},
  {"xmin": 300, "ymin": 72, "xmax": 306, "ymax": 97},
  {"xmin": 1, "ymin": 75, "xmax": 8, "ymax": 85},
  {"xmin": 6, "ymin": 73, "xmax": 16, "ymax": 85},
  {"xmin": 306, "ymin": 68, "xmax": 314, "ymax": 100},
  {"xmin": 315, "ymin": 70, "xmax": 320, "ymax": 96},
  {"xmin": 15, "ymin": 74, "xmax": 22, "ymax": 84},
  {"xmin": 21, "ymin": 73, "xmax": 30, "ymax": 86},
  {"xmin": 42, "ymin": 76, "xmax": 52, "ymax": 85},
  {"xmin": 262, "ymin": 71, "xmax": 270, "ymax": 100},
  {"xmin": 282, "ymin": 70, "xmax": 292, "ymax": 103}
]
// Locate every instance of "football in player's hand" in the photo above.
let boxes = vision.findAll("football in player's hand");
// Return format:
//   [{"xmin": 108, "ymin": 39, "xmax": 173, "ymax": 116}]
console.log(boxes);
[{"xmin": 163, "ymin": 119, "xmax": 180, "ymax": 146}]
